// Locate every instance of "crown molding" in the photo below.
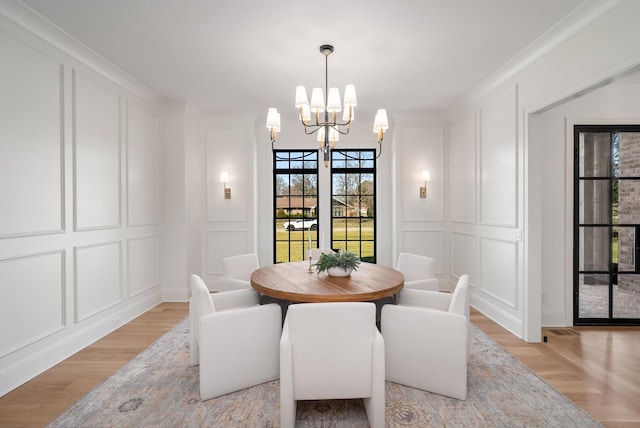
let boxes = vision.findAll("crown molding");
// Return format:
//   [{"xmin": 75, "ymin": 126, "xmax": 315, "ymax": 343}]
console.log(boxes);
[
  {"xmin": 1, "ymin": 1, "xmax": 163, "ymax": 107},
  {"xmin": 448, "ymin": 0, "xmax": 624, "ymax": 115}
]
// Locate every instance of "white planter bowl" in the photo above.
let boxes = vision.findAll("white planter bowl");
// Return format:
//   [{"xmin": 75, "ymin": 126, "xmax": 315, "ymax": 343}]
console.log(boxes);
[{"xmin": 327, "ymin": 266, "xmax": 353, "ymax": 277}]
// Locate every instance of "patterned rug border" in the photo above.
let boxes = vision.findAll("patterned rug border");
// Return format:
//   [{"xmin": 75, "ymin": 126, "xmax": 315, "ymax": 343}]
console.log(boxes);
[{"xmin": 48, "ymin": 317, "xmax": 603, "ymax": 427}]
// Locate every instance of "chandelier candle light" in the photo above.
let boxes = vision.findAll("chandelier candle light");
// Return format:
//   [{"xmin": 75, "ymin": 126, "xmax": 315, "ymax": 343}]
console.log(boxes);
[{"xmin": 266, "ymin": 44, "xmax": 389, "ymax": 167}]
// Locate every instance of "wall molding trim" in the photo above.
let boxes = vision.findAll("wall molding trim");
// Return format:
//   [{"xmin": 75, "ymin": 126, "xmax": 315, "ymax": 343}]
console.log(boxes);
[{"xmin": 0, "ymin": 291, "xmax": 160, "ymax": 397}]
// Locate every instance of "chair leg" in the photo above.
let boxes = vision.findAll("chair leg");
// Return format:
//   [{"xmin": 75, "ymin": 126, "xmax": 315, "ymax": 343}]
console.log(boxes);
[
  {"xmin": 280, "ymin": 334, "xmax": 296, "ymax": 427},
  {"xmin": 189, "ymin": 332, "xmax": 199, "ymax": 366},
  {"xmin": 279, "ymin": 398, "xmax": 296, "ymax": 428},
  {"xmin": 189, "ymin": 313, "xmax": 199, "ymax": 366},
  {"xmin": 364, "ymin": 333, "xmax": 386, "ymax": 428}
]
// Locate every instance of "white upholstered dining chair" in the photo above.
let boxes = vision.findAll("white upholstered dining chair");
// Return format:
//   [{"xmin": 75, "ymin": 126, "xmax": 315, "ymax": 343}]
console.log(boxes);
[
  {"xmin": 213, "ymin": 252, "xmax": 260, "ymax": 292},
  {"xmin": 396, "ymin": 252, "xmax": 439, "ymax": 291},
  {"xmin": 306, "ymin": 247, "xmax": 335, "ymax": 261},
  {"xmin": 280, "ymin": 302, "xmax": 385, "ymax": 428},
  {"xmin": 381, "ymin": 274, "xmax": 470, "ymax": 400},
  {"xmin": 189, "ymin": 274, "xmax": 281, "ymax": 401}
]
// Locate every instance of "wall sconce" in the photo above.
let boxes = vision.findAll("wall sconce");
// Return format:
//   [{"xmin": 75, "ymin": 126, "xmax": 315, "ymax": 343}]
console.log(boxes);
[
  {"xmin": 420, "ymin": 170, "xmax": 430, "ymax": 198},
  {"xmin": 220, "ymin": 171, "xmax": 231, "ymax": 199}
]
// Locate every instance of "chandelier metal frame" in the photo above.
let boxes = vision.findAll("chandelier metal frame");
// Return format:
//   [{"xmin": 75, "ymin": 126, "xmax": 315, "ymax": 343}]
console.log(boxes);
[{"xmin": 266, "ymin": 44, "xmax": 388, "ymax": 168}]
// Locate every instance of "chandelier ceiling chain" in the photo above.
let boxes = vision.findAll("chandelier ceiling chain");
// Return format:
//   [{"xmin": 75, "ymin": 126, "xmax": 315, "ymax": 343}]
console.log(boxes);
[{"xmin": 266, "ymin": 44, "xmax": 389, "ymax": 167}]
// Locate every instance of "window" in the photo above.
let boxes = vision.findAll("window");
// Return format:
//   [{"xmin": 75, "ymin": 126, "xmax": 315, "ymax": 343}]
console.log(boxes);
[
  {"xmin": 331, "ymin": 150, "xmax": 376, "ymax": 263},
  {"xmin": 273, "ymin": 150, "xmax": 318, "ymax": 263}
]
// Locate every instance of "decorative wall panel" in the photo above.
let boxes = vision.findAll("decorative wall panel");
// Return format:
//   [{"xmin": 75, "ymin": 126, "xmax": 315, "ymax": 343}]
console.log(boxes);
[
  {"xmin": 400, "ymin": 127, "xmax": 444, "ymax": 222},
  {"xmin": 75, "ymin": 242, "xmax": 122, "ymax": 322},
  {"xmin": 480, "ymin": 86, "xmax": 518, "ymax": 227},
  {"xmin": 0, "ymin": 33, "xmax": 63, "ymax": 237},
  {"xmin": 206, "ymin": 128, "xmax": 249, "ymax": 222},
  {"xmin": 0, "ymin": 251, "xmax": 64, "ymax": 357},
  {"xmin": 73, "ymin": 70, "xmax": 121, "ymax": 230},
  {"xmin": 451, "ymin": 231, "xmax": 476, "ymax": 280},
  {"xmin": 401, "ymin": 230, "xmax": 444, "ymax": 274},
  {"xmin": 479, "ymin": 236, "xmax": 518, "ymax": 308},
  {"xmin": 207, "ymin": 230, "xmax": 248, "ymax": 275},
  {"xmin": 127, "ymin": 100, "xmax": 159, "ymax": 226},
  {"xmin": 127, "ymin": 236, "xmax": 159, "ymax": 297},
  {"xmin": 449, "ymin": 113, "xmax": 477, "ymax": 224}
]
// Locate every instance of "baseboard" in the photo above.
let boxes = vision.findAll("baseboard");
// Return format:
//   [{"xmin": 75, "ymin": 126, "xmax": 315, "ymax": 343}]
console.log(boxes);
[
  {"xmin": 162, "ymin": 287, "xmax": 189, "ymax": 302},
  {"xmin": 542, "ymin": 310, "xmax": 571, "ymax": 327},
  {"xmin": 471, "ymin": 291, "xmax": 523, "ymax": 339},
  {"xmin": 0, "ymin": 291, "xmax": 161, "ymax": 398}
]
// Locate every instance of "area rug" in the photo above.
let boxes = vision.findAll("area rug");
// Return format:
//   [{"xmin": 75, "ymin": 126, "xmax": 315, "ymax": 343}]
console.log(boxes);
[{"xmin": 48, "ymin": 318, "xmax": 602, "ymax": 428}]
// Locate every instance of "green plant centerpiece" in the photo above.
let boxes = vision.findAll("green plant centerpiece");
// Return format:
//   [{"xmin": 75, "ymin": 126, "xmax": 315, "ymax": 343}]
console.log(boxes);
[{"xmin": 314, "ymin": 250, "xmax": 361, "ymax": 277}]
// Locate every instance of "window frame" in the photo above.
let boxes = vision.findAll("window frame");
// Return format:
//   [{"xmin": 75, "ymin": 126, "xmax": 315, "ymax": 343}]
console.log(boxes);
[
  {"xmin": 330, "ymin": 149, "xmax": 377, "ymax": 263},
  {"xmin": 273, "ymin": 150, "xmax": 319, "ymax": 264}
]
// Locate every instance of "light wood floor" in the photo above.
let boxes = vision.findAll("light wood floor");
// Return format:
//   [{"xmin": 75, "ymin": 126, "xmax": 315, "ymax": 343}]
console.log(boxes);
[
  {"xmin": 471, "ymin": 310, "xmax": 640, "ymax": 428},
  {"xmin": 0, "ymin": 303, "xmax": 638, "ymax": 427}
]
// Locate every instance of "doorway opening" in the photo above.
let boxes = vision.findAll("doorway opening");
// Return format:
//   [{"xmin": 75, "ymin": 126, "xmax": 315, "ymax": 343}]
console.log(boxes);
[{"xmin": 574, "ymin": 125, "xmax": 640, "ymax": 325}]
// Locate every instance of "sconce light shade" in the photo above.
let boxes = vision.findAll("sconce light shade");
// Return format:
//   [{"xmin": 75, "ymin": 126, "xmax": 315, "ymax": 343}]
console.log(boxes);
[
  {"xmin": 220, "ymin": 171, "xmax": 231, "ymax": 199},
  {"xmin": 421, "ymin": 170, "xmax": 430, "ymax": 182}
]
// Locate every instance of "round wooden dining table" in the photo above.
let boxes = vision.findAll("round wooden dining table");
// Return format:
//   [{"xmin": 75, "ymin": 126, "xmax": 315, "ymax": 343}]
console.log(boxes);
[{"xmin": 250, "ymin": 261, "xmax": 404, "ymax": 303}]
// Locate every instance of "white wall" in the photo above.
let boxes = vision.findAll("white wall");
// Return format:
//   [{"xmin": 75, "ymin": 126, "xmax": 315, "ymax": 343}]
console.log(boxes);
[
  {"xmin": 4, "ymin": 0, "xmax": 640, "ymax": 399},
  {"xmin": 447, "ymin": 85, "xmax": 525, "ymax": 336},
  {"xmin": 0, "ymin": 4, "xmax": 163, "ymax": 396},
  {"xmin": 194, "ymin": 111, "xmax": 398, "ymax": 290},
  {"xmin": 159, "ymin": 102, "xmax": 202, "ymax": 301},
  {"xmin": 533, "ymin": 71, "xmax": 640, "ymax": 326},
  {"xmin": 447, "ymin": 0, "xmax": 640, "ymax": 340},
  {"xmin": 392, "ymin": 114, "xmax": 448, "ymax": 288},
  {"xmin": 192, "ymin": 2, "xmax": 640, "ymax": 340}
]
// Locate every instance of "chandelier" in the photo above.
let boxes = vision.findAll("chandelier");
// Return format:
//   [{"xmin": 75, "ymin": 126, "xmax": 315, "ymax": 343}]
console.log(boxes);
[{"xmin": 266, "ymin": 44, "xmax": 389, "ymax": 167}]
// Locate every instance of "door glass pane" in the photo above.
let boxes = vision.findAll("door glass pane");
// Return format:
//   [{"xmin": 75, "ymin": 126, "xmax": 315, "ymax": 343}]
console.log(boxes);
[
  {"xmin": 615, "ymin": 226, "xmax": 635, "ymax": 272},
  {"xmin": 332, "ymin": 173, "xmax": 347, "ymax": 196},
  {"xmin": 616, "ymin": 133, "xmax": 640, "ymax": 177},
  {"xmin": 613, "ymin": 274, "xmax": 640, "ymax": 318},
  {"xmin": 361, "ymin": 225, "xmax": 375, "ymax": 263},
  {"xmin": 579, "ymin": 180, "xmax": 610, "ymax": 224},
  {"xmin": 612, "ymin": 179, "xmax": 619, "ymax": 225},
  {"xmin": 579, "ymin": 132, "xmax": 610, "ymax": 177},
  {"xmin": 578, "ymin": 274, "xmax": 609, "ymax": 318},
  {"xmin": 579, "ymin": 226, "xmax": 609, "ymax": 271},
  {"xmin": 347, "ymin": 219, "xmax": 361, "ymax": 240},
  {"xmin": 618, "ymin": 179, "xmax": 640, "ymax": 224}
]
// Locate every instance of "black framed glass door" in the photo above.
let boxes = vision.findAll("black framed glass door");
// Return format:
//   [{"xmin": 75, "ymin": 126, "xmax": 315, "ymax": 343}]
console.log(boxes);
[{"xmin": 574, "ymin": 125, "xmax": 640, "ymax": 325}]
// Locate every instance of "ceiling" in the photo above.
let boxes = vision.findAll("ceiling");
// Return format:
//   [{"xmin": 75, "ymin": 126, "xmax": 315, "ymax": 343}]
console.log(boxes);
[{"xmin": 21, "ymin": 0, "xmax": 586, "ymax": 121}]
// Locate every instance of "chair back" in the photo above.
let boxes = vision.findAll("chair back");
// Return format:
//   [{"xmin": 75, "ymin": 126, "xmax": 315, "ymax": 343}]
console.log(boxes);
[
  {"xmin": 222, "ymin": 253, "xmax": 259, "ymax": 282},
  {"xmin": 287, "ymin": 302, "xmax": 376, "ymax": 399},
  {"xmin": 306, "ymin": 248, "xmax": 335, "ymax": 260},
  {"xmin": 396, "ymin": 252, "xmax": 434, "ymax": 282},
  {"xmin": 448, "ymin": 274, "xmax": 470, "ymax": 317}
]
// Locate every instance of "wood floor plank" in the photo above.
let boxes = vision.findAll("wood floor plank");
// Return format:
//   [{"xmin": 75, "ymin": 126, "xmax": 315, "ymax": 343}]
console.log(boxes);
[
  {"xmin": 0, "ymin": 302, "xmax": 188, "ymax": 428},
  {"xmin": 0, "ymin": 303, "xmax": 638, "ymax": 427},
  {"xmin": 471, "ymin": 309, "xmax": 640, "ymax": 427}
]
